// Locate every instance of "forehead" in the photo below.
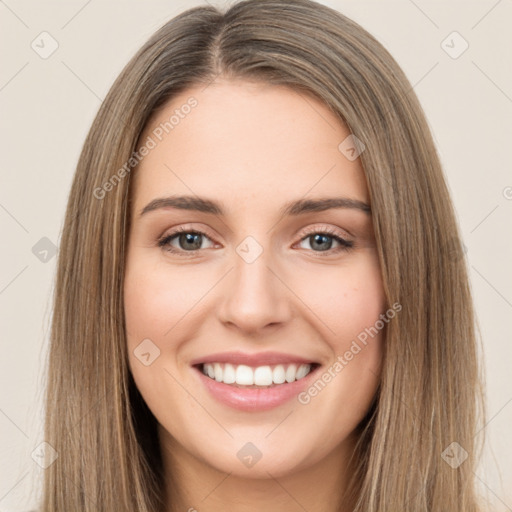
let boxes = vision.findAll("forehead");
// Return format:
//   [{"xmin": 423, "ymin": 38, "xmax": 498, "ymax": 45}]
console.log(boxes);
[{"xmin": 132, "ymin": 79, "xmax": 369, "ymax": 215}]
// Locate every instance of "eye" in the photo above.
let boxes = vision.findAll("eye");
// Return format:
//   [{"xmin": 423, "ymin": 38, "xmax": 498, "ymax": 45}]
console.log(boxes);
[
  {"xmin": 157, "ymin": 225, "xmax": 354, "ymax": 257},
  {"xmin": 295, "ymin": 226, "xmax": 354, "ymax": 255},
  {"xmin": 157, "ymin": 226, "xmax": 215, "ymax": 256}
]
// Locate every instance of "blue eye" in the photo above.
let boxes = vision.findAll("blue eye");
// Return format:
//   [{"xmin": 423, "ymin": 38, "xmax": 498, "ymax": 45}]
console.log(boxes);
[
  {"xmin": 157, "ymin": 227, "xmax": 214, "ymax": 254},
  {"xmin": 298, "ymin": 229, "xmax": 353, "ymax": 253},
  {"xmin": 157, "ymin": 226, "xmax": 354, "ymax": 257}
]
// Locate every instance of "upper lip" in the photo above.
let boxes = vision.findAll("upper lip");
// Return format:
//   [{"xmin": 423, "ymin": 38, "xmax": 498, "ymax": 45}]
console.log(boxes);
[{"xmin": 190, "ymin": 351, "xmax": 319, "ymax": 367}]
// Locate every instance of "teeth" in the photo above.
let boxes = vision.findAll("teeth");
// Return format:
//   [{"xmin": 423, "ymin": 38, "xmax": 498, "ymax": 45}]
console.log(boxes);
[
  {"xmin": 285, "ymin": 364, "xmax": 297, "ymax": 383},
  {"xmin": 201, "ymin": 362, "xmax": 314, "ymax": 387},
  {"xmin": 223, "ymin": 363, "xmax": 236, "ymax": 384},
  {"xmin": 273, "ymin": 364, "xmax": 286, "ymax": 384},
  {"xmin": 236, "ymin": 364, "xmax": 254, "ymax": 385}
]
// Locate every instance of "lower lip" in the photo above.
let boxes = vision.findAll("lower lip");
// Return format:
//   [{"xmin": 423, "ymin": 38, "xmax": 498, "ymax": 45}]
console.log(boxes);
[{"xmin": 193, "ymin": 365, "xmax": 320, "ymax": 412}]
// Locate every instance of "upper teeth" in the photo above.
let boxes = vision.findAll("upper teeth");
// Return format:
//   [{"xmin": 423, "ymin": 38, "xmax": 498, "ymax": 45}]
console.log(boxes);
[{"xmin": 202, "ymin": 363, "xmax": 313, "ymax": 386}]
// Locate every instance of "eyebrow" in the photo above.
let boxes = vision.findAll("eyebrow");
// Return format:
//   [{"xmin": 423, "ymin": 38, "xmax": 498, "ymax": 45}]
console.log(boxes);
[{"xmin": 138, "ymin": 195, "xmax": 371, "ymax": 218}]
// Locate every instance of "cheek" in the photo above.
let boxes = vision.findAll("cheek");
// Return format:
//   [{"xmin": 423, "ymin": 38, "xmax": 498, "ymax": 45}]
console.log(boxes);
[
  {"xmin": 123, "ymin": 258, "xmax": 179, "ymax": 392},
  {"xmin": 295, "ymin": 254, "xmax": 385, "ymax": 401},
  {"xmin": 294, "ymin": 275, "xmax": 385, "ymax": 440},
  {"xmin": 296, "ymin": 254, "xmax": 386, "ymax": 345},
  {"xmin": 123, "ymin": 254, "xmax": 215, "ymax": 404},
  {"xmin": 123, "ymin": 260, "xmax": 197, "ymax": 428},
  {"xmin": 124, "ymin": 258, "xmax": 197, "ymax": 343}
]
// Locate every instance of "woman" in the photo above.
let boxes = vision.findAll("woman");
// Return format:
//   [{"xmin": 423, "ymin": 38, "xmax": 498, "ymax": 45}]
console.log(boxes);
[{"xmin": 40, "ymin": 0, "xmax": 487, "ymax": 510}]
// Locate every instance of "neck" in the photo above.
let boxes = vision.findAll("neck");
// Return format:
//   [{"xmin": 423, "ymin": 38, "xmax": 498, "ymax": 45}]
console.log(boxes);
[{"xmin": 159, "ymin": 427, "xmax": 359, "ymax": 512}]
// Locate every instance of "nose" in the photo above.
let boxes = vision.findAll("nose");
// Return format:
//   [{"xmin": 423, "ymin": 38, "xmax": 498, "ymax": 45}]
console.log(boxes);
[{"xmin": 217, "ymin": 246, "xmax": 291, "ymax": 334}]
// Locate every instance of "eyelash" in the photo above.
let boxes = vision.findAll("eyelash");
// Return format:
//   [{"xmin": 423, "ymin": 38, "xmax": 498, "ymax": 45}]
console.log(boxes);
[{"xmin": 157, "ymin": 225, "xmax": 354, "ymax": 258}]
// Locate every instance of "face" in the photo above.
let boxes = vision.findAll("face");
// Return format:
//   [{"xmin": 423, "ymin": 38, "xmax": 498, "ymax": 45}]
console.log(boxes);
[{"xmin": 124, "ymin": 79, "xmax": 386, "ymax": 480}]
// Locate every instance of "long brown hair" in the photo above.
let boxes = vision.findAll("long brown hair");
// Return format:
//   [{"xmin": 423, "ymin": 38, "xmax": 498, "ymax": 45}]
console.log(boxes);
[{"xmin": 41, "ymin": 0, "xmax": 487, "ymax": 510}]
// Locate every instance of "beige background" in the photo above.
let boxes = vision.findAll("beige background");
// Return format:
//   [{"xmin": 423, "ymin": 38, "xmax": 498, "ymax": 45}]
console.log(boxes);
[{"xmin": 1, "ymin": 0, "xmax": 511, "ymax": 510}]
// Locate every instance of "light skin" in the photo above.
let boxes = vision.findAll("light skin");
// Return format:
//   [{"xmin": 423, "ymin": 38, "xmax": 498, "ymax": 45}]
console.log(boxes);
[{"xmin": 124, "ymin": 79, "xmax": 386, "ymax": 512}]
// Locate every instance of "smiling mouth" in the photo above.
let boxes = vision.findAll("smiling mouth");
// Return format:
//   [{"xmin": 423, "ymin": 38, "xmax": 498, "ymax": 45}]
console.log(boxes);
[{"xmin": 194, "ymin": 362, "xmax": 321, "ymax": 388}]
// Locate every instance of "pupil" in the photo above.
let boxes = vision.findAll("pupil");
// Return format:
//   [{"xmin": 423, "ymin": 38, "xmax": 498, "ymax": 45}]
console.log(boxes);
[
  {"xmin": 312, "ymin": 234, "xmax": 331, "ymax": 251},
  {"xmin": 182, "ymin": 233, "xmax": 201, "ymax": 250}
]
